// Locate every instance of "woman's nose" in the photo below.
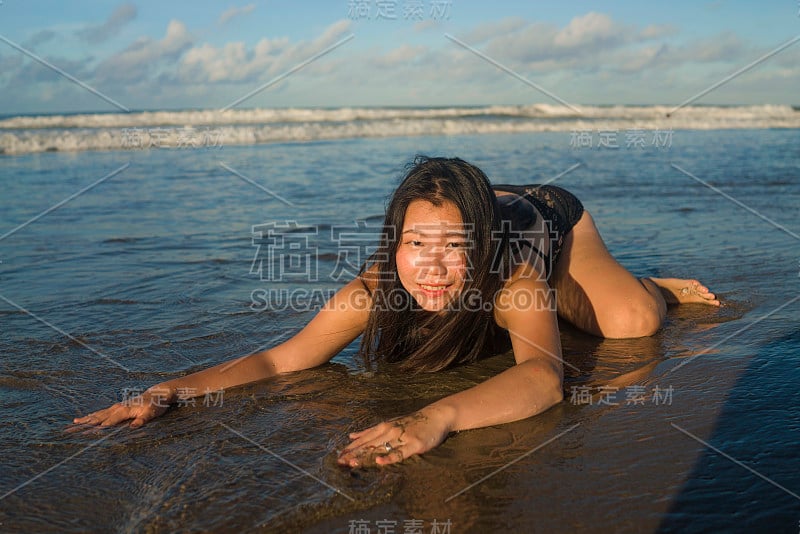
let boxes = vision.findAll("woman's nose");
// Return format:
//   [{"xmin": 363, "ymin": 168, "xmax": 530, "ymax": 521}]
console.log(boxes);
[{"xmin": 415, "ymin": 247, "xmax": 448, "ymax": 275}]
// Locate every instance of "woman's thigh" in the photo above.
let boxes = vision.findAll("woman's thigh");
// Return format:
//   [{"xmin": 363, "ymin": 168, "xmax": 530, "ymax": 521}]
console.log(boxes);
[{"xmin": 551, "ymin": 211, "xmax": 662, "ymax": 338}]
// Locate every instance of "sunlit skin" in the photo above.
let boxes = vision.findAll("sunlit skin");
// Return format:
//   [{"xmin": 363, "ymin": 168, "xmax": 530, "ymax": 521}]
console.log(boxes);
[
  {"xmin": 72, "ymin": 187, "xmax": 719, "ymax": 469},
  {"xmin": 336, "ymin": 198, "xmax": 564, "ymax": 468},
  {"xmin": 395, "ymin": 200, "xmax": 470, "ymax": 312}
]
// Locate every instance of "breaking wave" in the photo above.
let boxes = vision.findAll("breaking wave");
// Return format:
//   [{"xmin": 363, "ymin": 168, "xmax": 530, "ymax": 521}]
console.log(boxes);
[{"xmin": 1, "ymin": 104, "xmax": 797, "ymax": 155}]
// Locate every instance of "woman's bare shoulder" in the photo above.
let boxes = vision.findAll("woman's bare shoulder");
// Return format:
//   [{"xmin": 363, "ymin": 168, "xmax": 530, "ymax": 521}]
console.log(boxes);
[
  {"xmin": 493, "ymin": 266, "xmax": 551, "ymax": 329},
  {"xmin": 357, "ymin": 262, "xmax": 381, "ymax": 292}
]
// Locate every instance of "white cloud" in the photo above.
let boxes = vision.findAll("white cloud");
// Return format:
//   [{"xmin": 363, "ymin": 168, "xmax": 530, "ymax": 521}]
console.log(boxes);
[
  {"xmin": 306, "ymin": 19, "xmax": 353, "ymax": 52},
  {"xmin": 94, "ymin": 20, "xmax": 192, "ymax": 84},
  {"xmin": 471, "ymin": 14, "xmax": 629, "ymax": 67},
  {"xmin": 613, "ymin": 44, "xmax": 668, "ymax": 73},
  {"xmin": 680, "ymin": 32, "xmax": 748, "ymax": 63},
  {"xmin": 175, "ymin": 20, "xmax": 352, "ymax": 85},
  {"xmin": 180, "ymin": 40, "xmax": 270, "ymax": 82},
  {"xmin": 218, "ymin": 4, "xmax": 257, "ymax": 25},
  {"xmin": 460, "ymin": 17, "xmax": 527, "ymax": 44},
  {"xmin": 553, "ymin": 12, "xmax": 624, "ymax": 49},
  {"xmin": 76, "ymin": 3, "xmax": 137, "ymax": 44},
  {"xmin": 5, "ymin": 9, "xmax": 794, "ymax": 112},
  {"xmin": 23, "ymin": 29, "xmax": 57, "ymax": 49},
  {"xmin": 459, "ymin": 12, "xmax": 754, "ymax": 81},
  {"xmin": 639, "ymin": 24, "xmax": 678, "ymax": 40}
]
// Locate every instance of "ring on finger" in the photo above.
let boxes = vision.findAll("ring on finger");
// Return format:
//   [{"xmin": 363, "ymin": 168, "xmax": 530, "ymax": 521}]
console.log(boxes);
[{"xmin": 383, "ymin": 441, "xmax": 393, "ymax": 452}]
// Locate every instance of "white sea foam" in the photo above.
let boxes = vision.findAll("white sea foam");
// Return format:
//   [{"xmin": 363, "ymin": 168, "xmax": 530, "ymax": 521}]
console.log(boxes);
[{"xmin": 0, "ymin": 105, "xmax": 797, "ymax": 155}]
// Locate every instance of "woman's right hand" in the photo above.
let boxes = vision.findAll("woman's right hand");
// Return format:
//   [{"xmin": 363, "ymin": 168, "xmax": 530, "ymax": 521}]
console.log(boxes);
[{"xmin": 72, "ymin": 387, "xmax": 174, "ymax": 428}]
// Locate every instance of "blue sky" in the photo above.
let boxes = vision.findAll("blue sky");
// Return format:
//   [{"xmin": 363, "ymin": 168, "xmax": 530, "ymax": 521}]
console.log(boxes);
[{"xmin": 1, "ymin": 0, "xmax": 798, "ymax": 114}]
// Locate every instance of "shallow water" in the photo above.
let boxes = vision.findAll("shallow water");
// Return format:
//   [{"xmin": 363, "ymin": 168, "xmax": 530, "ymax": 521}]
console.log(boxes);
[{"xmin": 1, "ymin": 129, "xmax": 799, "ymax": 532}]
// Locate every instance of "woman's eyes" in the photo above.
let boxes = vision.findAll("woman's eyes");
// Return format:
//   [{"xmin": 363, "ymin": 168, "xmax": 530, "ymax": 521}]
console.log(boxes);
[{"xmin": 404, "ymin": 240, "xmax": 466, "ymax": 248}]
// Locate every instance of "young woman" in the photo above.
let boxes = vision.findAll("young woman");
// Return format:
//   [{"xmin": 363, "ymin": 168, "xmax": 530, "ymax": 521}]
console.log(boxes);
[{"xmin": 74, "ymin": 156, "xmax": 719, "ymax": 467}]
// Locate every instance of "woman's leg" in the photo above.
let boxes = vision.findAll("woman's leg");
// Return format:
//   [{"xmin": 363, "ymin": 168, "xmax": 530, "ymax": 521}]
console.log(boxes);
[{"xmin": 551, "ymin": 211, "xmax": 718, "ymax": 338}]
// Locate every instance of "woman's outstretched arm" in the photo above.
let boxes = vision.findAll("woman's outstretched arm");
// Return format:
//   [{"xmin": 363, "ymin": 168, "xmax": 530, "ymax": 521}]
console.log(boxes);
[
  {"xmin": 73, "ymin": 278, "xmax": 372, "ymax": 428},
  {"xmin": 338, "ymin": 275, "xmax": 563, "ymax": 467}
]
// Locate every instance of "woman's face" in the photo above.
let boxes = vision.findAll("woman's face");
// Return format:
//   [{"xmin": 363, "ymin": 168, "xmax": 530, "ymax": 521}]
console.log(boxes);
[{"xmin": 395, "ymin": 199, "xmax": 470, "ymax": 312}]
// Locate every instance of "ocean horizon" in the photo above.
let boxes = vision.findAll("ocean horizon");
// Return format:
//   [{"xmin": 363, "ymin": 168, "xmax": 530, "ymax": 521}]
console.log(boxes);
[{"xmin": 2, "ymin": 103, "xmax": 799, "ymax": 155}]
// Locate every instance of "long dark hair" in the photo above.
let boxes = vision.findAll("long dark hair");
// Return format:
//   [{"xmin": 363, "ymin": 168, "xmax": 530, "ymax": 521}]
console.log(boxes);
[{"xmin": 357, "ymin": 156, "xmax": 510, "ymax": 372}]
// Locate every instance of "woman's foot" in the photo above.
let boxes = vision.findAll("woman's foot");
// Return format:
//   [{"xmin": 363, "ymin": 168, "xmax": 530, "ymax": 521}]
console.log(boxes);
[{"xmin": 647, "ymin": 277, "xmax": 720, "ymax": 306}]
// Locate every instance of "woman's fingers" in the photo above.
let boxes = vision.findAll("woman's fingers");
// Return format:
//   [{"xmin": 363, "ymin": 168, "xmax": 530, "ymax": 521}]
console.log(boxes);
[
  {"xmin": 338, "ymin": 409, "xmax": 450, "ymax": 468},
  {"xmin": 73, "ymin": 408, "xmax": 109, "ymax": 424},
  {"xmin": 338, "ymin": 444, "xmax": 391, "ymax": 468},
  {"xmin": 130, "ymin": 416, "xmax": 149, "ymax": 429},
  {"xmin": 99, "ymin": 408, "xmax": 135, "ymax": 426},
  {"xmin": 339, "ymin": 437, "xmax": 413, "ymax": 467},
  {"xmin": 129, "ymin": 405, "xmax": 165, "ymax": 428},
  {"xmin": 348, "ymin": 421, "xmax": 389, "ymax": 441},
  {"xmin": 72, "ymin": 387, "xmax": 174, "ymax": 429},
  {"xmin": 374, "ymin": 443, "xmax": 409, "ymax": 466},
  {"xmin": 338, "ymin": 426, "xmax": 412, "ymax": 467},
  {"xmin": 73, "ymin": 413, "xmax": 108, "ymax": 426},
  {"xmin": 73, "ymin": 403, "xmax": 146, "ymax": 427},
  {"xmin": 342, "ymin": 423, "xmax": 390, "ymax": 453}
]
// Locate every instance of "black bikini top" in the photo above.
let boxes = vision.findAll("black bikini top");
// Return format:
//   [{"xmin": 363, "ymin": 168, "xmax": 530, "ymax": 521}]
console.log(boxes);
[
  {"xmin": 496, "ymin": 191, "xmax": 537, "ymax": 232},
  {"xmin": 494, "ymin": 189, "xmax": 552, "ymax": 278}
]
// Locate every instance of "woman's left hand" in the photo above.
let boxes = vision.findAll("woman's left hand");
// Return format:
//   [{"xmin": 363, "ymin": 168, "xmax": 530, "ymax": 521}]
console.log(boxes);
[{"xmin": 337, "ymin": 405, "xmax": 455, "ymax": 467}]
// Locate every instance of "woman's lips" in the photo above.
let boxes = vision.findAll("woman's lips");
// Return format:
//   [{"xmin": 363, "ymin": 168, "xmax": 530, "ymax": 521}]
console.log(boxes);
[{"xmin": 417, "ymin": 283, "xmax": 452, "ymax": 296}]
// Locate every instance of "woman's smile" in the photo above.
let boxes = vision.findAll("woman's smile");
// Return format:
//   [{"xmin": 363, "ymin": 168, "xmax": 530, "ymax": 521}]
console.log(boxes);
[{"xmin": 395, "ymin": 199, "xmax": 470, "ymax": 312}]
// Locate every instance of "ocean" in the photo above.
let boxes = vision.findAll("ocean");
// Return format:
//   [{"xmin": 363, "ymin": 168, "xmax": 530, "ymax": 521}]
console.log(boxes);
[
  {"xmin": 2, "ymin": 104, "xmax": 799, "ymax": 155},
  {"xmin": 1, "ymin": 106, "xmax": 799, "ymax": 532}
]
